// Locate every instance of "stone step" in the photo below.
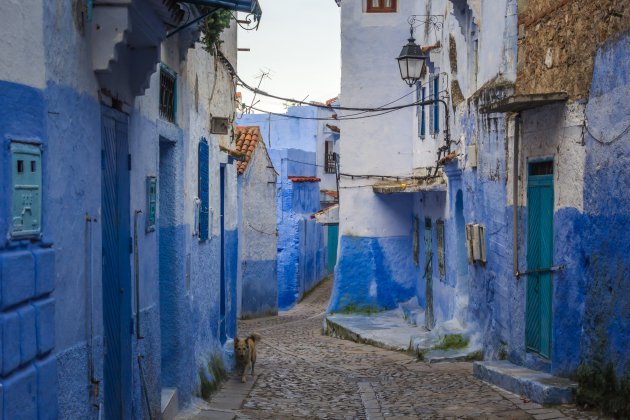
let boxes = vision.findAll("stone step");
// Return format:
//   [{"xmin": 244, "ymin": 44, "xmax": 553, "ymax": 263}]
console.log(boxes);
[
  {"xmin": 398, "ymin": 299, "xmax": 425, "ymax": 327},
  {"xmin": 161, "ymin": 387, "xmax": 179, "ymax": 420},
  {"xmin": 473, "ymin": 360, "xmax": 577, "ymax": 405}
]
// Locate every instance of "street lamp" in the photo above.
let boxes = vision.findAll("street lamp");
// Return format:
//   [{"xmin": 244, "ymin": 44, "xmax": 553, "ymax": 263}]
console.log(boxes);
[{"xmin": 396, "ymin": 27, "xmax": 426, "ymax": 87}]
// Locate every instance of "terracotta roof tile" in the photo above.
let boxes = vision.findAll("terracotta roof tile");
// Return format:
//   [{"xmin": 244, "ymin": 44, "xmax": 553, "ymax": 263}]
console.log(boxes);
[
  {"xmin": 288, "ymin": 176, "xmax": 321, "ymax": 183},
  {"xmin": 234, "ymin": 126, "xmax": 266, "ymax": 174}
]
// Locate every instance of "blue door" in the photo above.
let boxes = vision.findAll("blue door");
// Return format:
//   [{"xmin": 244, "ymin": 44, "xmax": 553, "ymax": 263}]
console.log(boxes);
[
  {"xmin": 219, "ymin": 164, "xmax": 227, "ymax": 343},
  {"xmin": 526, "ymin": 161, "xmax": 554, "ymax": 358},
  {"xmin": 101, "ymin": 106, "xmax": 132, "ymax": 419}
]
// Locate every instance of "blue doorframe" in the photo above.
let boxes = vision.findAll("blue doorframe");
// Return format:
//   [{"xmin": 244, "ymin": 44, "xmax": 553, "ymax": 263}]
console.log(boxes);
[
  {"xmin": 101, "ymin": 106, "xmax": 132, "ymax": 419},
  {"xmin": 219, "ymin": 164, "xmax": 227, "ymax": 343},
  {"xmin": 327, "ymin": 223, "xmax": 339, "ymax": 272},
  {"xmin": 526, "ymin": 160, "xmax": 554, "ymax": 358},
  {"xmin": 424, "ymin": 218, "xmax": 434, "ymax": 330}
]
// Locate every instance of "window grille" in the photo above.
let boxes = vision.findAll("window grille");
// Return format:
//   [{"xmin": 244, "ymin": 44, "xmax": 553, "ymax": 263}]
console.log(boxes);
[
  {"xmin": 325, "ymin": 141, "xmax": 336, "ymax": 174},
  {"xmin": 160, "ymin": 66, "xmax": 177, "ymax": 123}
]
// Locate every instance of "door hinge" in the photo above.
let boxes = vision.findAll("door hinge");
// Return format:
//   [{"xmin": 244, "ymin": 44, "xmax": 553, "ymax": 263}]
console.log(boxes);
[
  {"xmin": 101, "ymin": 150, "xmax": 105, "ymax": 170},
  {"xmin": 130, "ymin": 318, "xmax": 134, "ymax": 335},
  {"xmin": 128, "ymin": 154, "xmax": 132, "ymax": 171},
  {"xmin": 129, "ymin": 237, "xmax": 133, "ymax": 254}
]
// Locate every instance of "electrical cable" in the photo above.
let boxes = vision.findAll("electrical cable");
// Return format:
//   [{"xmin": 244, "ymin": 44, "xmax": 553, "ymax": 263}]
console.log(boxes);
[
  {"xmin": 249, "ymin": 105, "xmax": 403, "ymax": 121},
  {"xmin": 216, "ymin": 50, "xmax": 433, "ymax": 112},
  {"xmin": 585, "ymin": 120, "xmax": 630, "ymax": 145}
]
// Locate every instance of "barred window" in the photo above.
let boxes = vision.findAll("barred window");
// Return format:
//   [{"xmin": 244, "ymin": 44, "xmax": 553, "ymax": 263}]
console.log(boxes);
[
  {"xmin": 325, "ymin": 141, "xmax": 336, "ymax": 174},
  {"xmin": 159, "ymin": 66, "xmax": 177, "ymax": 123}
]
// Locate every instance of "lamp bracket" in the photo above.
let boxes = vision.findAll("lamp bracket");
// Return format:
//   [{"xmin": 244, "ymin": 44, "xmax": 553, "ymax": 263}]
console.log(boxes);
[{"xmin": 408, "ymin": 15, "xmax": 444, "ymax": 42}]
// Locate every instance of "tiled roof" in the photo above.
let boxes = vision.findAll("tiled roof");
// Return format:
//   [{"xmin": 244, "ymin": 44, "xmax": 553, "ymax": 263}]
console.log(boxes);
[
  {"xmin": 326, "ymin": 124, "xmax": 340, "ymax": 133},
  {"xmin": 234, "ymin": 126, "xmax": 263, "ymax": 174},
  {"xmin": 288, "ymin": 176, "xmax": 321, "ymax": 183}
]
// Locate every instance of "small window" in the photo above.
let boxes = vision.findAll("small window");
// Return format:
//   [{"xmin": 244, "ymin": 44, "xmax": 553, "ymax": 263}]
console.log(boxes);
[
  {"xmin": 433, "ymin": 75, "xmax": 440, "ymax": 134},
  {"xmin": 366, "ymin": 0, "xmax": 396, "ymax": 13},
  {"xmin": 159, "ymin": 65, "xmax": 177, "ymax": 123},
  {"xmin": 17, "ymin": 160, "xmax": 24, "ymax": 173}
]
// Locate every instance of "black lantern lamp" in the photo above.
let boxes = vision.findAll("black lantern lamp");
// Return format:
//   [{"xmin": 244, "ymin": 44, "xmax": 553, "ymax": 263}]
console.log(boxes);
[{"xmin": 396, "ymin": 27, "xmax": 426, "ymax": 87}]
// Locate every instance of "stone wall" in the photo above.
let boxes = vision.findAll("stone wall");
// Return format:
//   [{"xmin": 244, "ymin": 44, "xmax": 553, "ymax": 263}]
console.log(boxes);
[{"xmin": 516, "ymin": 0, "xmax": 629, "ymax": 99}]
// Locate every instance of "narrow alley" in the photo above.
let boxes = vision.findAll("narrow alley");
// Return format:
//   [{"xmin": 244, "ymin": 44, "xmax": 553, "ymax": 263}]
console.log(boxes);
[{"xmin": 178, "ymin": 279, "xmax": 601, "ymax": 420}]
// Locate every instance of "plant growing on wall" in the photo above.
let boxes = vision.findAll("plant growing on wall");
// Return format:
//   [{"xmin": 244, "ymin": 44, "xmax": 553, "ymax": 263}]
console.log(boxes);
[{"xmin": 200, "ymin": 9, "xmax": 232, "ymax": 53}]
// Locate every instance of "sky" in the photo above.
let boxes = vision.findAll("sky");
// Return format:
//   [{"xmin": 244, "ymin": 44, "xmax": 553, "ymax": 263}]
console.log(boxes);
[{"xmin": 236, "ymin": 1, "xmax": 341, "ymax": 113}]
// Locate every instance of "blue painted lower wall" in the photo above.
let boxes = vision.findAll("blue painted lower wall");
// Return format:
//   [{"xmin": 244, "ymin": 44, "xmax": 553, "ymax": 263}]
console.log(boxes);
[
  {"xmin": 277, "ymin": 181, "xmax": 327, "ymax": 310},
  {"xmin": 241, "ymin": 260, "xmax": 278, "ymax": 318},
  {"xmin": 328, "ymin": 235, "xmax": 416, "ymax": 313},
  {"xmin": 0, "ymin": 81, "xmax": 59, "ymax": 420}
]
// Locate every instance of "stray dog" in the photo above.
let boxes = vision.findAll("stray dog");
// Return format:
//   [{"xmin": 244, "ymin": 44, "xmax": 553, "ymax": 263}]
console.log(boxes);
[{"xmin": 234, "ymin": 333, "xmax": 261, "ymax": 383}]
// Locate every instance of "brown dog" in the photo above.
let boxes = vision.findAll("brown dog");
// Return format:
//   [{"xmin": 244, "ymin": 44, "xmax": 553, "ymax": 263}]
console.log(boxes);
[{"xmin": 234, "ymin": 333, "xmax": 261, "ymax": 383}]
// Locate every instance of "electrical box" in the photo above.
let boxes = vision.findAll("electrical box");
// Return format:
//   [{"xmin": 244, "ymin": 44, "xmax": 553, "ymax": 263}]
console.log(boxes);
[
  {"xmin": 11, "ymin": 142, "xmax": 42, "ymax": 239},
  {"xmin": 210, "ymin": 117, "xmax": 230, "ymax": 135},
  {"xmin": 469, "ymin": 143, "xmax": 478, "ymax": 169},
  {"xmin": 146, "ymin": 176, "xmax": 157, "ymax": 232}
]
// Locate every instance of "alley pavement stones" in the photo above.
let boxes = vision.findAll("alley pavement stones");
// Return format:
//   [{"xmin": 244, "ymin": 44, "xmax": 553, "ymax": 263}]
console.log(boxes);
[{"xmin": 179, "ymin": 279, "xmax": 605, "ymax": 419}]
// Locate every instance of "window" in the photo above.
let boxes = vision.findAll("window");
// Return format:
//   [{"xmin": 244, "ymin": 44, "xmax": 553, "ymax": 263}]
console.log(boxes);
[
  {"xmin": 429, "ymin": 74, "xmax": 440, "ymax": 135},
  {"xmin": 159, "ymin": 65, "xmax": 177, "ymax": 123},
  {"xmin": 417, "ymin": 85, "xmax": 426, "ymax": 138},
  {"xmin": 325, "ymin": 141, "xmax": 336, "ymax": 174},
  {"xmin": 366, "ymin": 0, "xmax": 396, "ymax": 13}
]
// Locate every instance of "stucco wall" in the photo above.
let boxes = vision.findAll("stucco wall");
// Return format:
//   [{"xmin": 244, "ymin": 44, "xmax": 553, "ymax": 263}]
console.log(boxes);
[{"xmin": 239, "ymin": 143, "xmax": 278, "ymax": 318}]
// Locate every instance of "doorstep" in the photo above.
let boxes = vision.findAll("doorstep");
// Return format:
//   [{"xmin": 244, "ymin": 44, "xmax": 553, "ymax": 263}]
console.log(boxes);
[
  {"xmin": 324, "ymin": 308, "xmax": 482, "ymax": 363},
  {"xmin": 473, "ymin": 360, "xmax": 577, "ymax": 405},
  {"xmin": 161, "ymin": 387, "xmax": 179, "ymax": 420}
]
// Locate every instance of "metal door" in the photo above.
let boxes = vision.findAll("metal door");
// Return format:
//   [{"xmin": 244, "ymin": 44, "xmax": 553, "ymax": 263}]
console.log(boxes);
[
  {"xmin": 327, "ymin": 224, "xmax": 339, "ymax": 272},
  {"xmin": 101, "ymin": 106, "xmax": 132, "ymax": 419},
  {"xmin": 526, "ymin": 161, "xmax": 554, "ymax": 358},
  {"xmin": 219, "ymin": 165, "xmax": 227, "ymax": 343},
  {"xmin": 424, "ymin": 218, "xmax": 434, "ymax": 330}
]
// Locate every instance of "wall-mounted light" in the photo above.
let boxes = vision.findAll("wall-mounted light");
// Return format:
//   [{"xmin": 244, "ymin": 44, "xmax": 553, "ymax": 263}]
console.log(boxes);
[
  {"xmin": 396, "ymin": 27, "xmax": 426, "ymax": 87},
  {"xmin": 396, "ymin": 15, "xmax": 444, "ymax": 87}
]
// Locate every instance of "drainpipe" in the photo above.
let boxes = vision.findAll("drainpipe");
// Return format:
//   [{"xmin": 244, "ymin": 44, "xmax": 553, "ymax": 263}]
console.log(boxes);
[{"xmin": 513, "ymin": 113, "xmax": 521, "ymax": 278}]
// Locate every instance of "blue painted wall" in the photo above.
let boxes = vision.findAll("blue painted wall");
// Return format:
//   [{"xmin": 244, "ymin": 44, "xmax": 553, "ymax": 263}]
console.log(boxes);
[
  {"xmin": 0, "ymin": 81, "xmax": 59, "ymax": 420},
  {"xmin": 277, "ymin": 178, "xmax": 327, "ymax": 310},
  {"xmin": 236, "ymin": 115, "xmax": 330, "ymax": 312},
  {"xmin": 577, "ymin": 32, "xmax": 630, "ymax": 378}
]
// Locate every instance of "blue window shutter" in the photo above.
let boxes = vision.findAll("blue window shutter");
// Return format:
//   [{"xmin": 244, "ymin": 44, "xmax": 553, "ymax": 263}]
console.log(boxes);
[
  {"xmin": 433, "ymin": 75, "xmax": 440, "ymax": 133},
  {"xmin": 429, "ymin": 79, "xmax": 435, "ymax": 136},
  {"xmin": 420, "ymin": 87, "xmax": 426, "ymax": 138},
  {"xmin": 198, "ymin": 137, "xmax": 209, "ymax": 241}
]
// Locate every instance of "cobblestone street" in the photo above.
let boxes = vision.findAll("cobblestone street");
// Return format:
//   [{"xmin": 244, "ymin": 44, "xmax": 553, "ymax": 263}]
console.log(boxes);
[{"xmin": 181, "ymin": 279, "xmax": 603, "ymax": 420}]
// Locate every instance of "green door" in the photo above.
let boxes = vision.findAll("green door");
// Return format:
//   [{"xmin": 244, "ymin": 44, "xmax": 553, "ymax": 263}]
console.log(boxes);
[
  {"xmin": 327, "ymin": 224, "xmax": 339, "ymax": 272},
  {"xmin": 526, "ymin": 161, "xmax": 554, "ymax": 358}
]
